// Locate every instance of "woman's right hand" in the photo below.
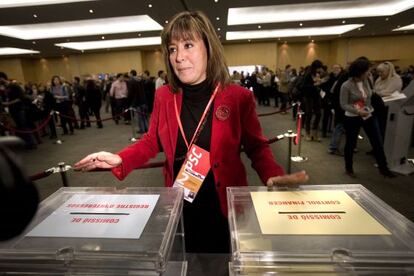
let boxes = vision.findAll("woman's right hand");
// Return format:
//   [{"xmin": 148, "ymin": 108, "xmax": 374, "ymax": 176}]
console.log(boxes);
[
  {"xmin": 358, "ymin": 109, "xmax": 370, "ymax": 117},
  {"xmin": 74, "ymin": 151, "xmax": 122, "ymax": 171}
]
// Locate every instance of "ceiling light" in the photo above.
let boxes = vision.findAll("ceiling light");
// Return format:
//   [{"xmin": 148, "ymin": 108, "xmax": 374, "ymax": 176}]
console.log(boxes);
[
  {"xmin": 299, "ymin": 23, "xmax": 303, "ymax": 26},
  {"xmin": 0, "ymin": 15, "xmax": 163, "ymax": 40},
  {"xmin": 385, "ymin": 17, "xmax": 389, "ymax": 21},
  {"xmin": 311, "ymin": 39, "xmax": 314, "ymax": 42},
  {"xmin": 0, "ymin": 0, "xmax": 95, "ymax": 8},
  {"xmin": 101, "ymin": 36, "xmax": 105, "ymax": 39},
  {"xmin": 258, "ymin": 25, "xmax": 261, "ymax": 29},
  {"xmin": 33, "ymin": 14, "xmax": 38, "ymax": 18},
  {"xmin": 216, "ymin": 17, "xmax": 220, "ymax": 21},
  {"xmin": 228, "ymin": 0, "xmax": 414, "ymax": 25},
  {"xmin": 55, "ymin": 36, "xmax": 161, "ymax": 51},
  {"xmin": 226, "ymin": 24, "xmax": 364, "ymax": 40},
  {"xmin": 148, "ymin": 4, "xmax": 152, "ymax": 8},
  {"xmin": 342, "ymin": 20, "xmax": 346, "ymax": 23},
  {"xmin": 214, "ymin": 0, "xmax": 218, "ymax": 2},
  {"xmin": 165, "ymin": 20, "xmax": 168, "ymax": 24},
  {"xmin": 393, "ymin": 23, "xmax": 414, "ymax": 31},
  {"xmin": 89, "ymin": 9, "xmax": 93, "ymax": 13},
  {"xmin": 0, "ymin": 47, "xmax": 40, "ymax": 55},
  {"xmin": 217, "ymin": 27, "xmax": 221, "ymax": 31},
  {"xmin": 138, "ymin": 33, "xmax": 141, "ymax": 37}
]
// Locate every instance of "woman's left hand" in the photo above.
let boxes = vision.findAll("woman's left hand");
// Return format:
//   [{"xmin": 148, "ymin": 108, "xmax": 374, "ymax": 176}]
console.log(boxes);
[{"xmin": 266, "ymin": 170, "xmax": 309, "ymax": 187}]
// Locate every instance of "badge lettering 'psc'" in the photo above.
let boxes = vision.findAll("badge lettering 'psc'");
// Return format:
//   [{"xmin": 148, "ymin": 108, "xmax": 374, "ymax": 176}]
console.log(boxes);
[{"xmin": 173, "ymin": 144, "xmax": 211, "ymax": 202}]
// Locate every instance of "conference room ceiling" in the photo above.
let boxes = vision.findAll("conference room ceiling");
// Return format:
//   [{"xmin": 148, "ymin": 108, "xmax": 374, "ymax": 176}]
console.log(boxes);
[{"xmin": 0, "ymin": 0, "xmax": 413, "ymax": 58}]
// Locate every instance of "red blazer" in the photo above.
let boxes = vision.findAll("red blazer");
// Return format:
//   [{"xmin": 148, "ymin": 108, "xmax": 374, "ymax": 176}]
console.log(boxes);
[{"xmin": 112, "ymin": 84, "xmax": 285, "ymax": 216}]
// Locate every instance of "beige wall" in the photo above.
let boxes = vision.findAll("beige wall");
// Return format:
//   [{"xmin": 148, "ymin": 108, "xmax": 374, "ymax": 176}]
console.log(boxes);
[
  {"xmin": 277, "ymin": 40, "xmax": 333, "ymax": 70},
  {"xmin": 336, "ymin": 35, "xmax": 414, "ymax": 68},
  {"xmin": 142, "ymin": 50, "xmax": 166, "ymax": 77},
  {"xmin": 0, "ymin": 58, "xmax": 25, "ymax": 82},
  {"xmin": 1, "ymin": 34, "xmax": 414, "ymax": 83},
  {"xmin": 21, "ymin": 49, "xmax": 144, "ymax": 84},
  {"xmin": 224, "ymin": 42, "xmax": 278, "ymax": 70}
]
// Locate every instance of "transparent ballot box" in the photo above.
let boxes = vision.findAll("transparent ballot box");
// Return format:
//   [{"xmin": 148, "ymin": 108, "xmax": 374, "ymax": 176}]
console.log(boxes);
[
  {"xmin": 0, "ymin": 187, "xmax": 186, "ymax": 275},
  {"xmin": 227, "ymin": 184, "xmax": 414, "ymax": 275}
]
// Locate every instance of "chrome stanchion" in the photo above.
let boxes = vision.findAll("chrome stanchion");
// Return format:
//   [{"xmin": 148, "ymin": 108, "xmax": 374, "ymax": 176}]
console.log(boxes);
[
  {"xmin": 129, "ymin": 108, "xmax": 138, "ymax": 142},
  {"xmin": 52, "ymin": 111, "xmax": 64, "ymax": 145},
  {"xmin": 57, "ymin": 162, "xmax": 71, "ymax": 187},
  {"xmin": 291, "ymin": 106, "xmax": 308, "ymax": 163},
  {"xmin": 284, "ymin": 130, "xmax": 296, "ymax": 174}
]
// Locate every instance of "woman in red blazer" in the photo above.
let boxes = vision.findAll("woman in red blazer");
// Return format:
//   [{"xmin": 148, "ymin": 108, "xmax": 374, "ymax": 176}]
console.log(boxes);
[{"xmin": 75, "ymin": 11, "xmax": 308, "ymax": 253}]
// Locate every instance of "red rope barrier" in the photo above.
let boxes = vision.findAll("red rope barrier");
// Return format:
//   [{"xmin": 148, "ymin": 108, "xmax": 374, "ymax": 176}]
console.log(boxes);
[
  {"xmin": 29, "ymin": 169, "xmax": 54, "ymax": 181},
  {"xmin": 4, "ymin": 104, "xmax": 291, "ymax": 134},
  {"xmin": 257, "ymin": 105, "xmax": 293, "ymax": 117},
  {"xmin": 89, "ymin": 133, "xmax": 284, "ymax": 172},
  {"xmin": 294, "ymin": 104, "xmax": 302, "ymax": 145},
  {"xmin": 0, "ymin": 114, "xmax": 52, "ymax": 134},
  {"xmin": 57, "ymin": 109, "xmax": 130, "ymax": 123}
]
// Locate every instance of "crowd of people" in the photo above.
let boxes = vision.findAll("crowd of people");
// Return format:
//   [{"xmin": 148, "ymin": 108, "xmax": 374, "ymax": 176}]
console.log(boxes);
[
  {"xmin": 0, "ymin": 58, "xmax": 413, "ymax": 176},
  {"xmin": 0, "ymin": 70, "xmax": 168, "ymax": 149},
  {"xmin": 229, "ymin": 61, "xmax": 413, "ymax": 177}
]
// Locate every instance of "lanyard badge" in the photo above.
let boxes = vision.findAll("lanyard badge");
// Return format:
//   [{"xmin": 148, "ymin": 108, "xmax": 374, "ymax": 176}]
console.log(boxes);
[
  {"xmin": 174, "ymin": 144, "xmax": 210, "ymax": 202},
  {"xmin": 172, "ymin": 85, "xmax": 219, "ymax": 202}
]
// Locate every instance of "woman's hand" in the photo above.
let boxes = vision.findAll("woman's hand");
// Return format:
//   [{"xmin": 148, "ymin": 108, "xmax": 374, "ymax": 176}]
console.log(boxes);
[
  {"xmin": 358, "ymin": 109, "xmax": 370, "ymax": 117},
  {"xmin": 74, "ymin": 151, "xmax": 122, "ymax": 171},
  {"xmin": 266, "ymin": 170, "xmax": 309, "ymax": 187}
]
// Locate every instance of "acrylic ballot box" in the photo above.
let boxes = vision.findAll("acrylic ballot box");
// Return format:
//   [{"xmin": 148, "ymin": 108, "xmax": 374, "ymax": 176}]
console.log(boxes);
[
  {"xmin": 0, "ymin": 187, "xmax": 186, "ymax": 275},
  {"xmin": 227, "ymin": 184, "xmax": 414, "ymax": 275}
]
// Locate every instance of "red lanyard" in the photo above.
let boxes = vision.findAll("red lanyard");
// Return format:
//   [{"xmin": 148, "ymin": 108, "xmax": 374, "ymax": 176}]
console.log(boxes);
[{"xmin": 174, "ymin": 85, "xmax": 219, "ymax": 150}]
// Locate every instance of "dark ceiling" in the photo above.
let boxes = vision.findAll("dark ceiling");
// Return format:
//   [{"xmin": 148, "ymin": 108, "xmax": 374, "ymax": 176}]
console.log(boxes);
[{"xmin": 0, "ymin": 0, "xmax": 413, "ymax": 58}]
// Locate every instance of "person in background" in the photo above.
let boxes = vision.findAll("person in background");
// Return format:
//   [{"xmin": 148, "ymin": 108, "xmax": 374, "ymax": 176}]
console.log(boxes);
[
  {"xmin": 85, "ymin": 79, "xmax": 103, "ymax": 128},
  {"xmin": 320, "ymin": 64, "xmax": 342, "ymax": 137},
  {"xmin": 128, "ymin": 69, "xmax": 148, "ymax": 133},
  {"xmin": 303, "ymin": 60, "xmax": 324, "ymax": 141},
  {"xmin": 278, "ymin": 65, "xmax": 291, "ymax": 114},
  {"xmin": 261, "ymin": 67, "xmax": 271, "ymax": 106},
  {"xmin": 340, "ymin": 57, "xmax": 395, "ymax": 178},
  {"xmin": 37, "ymin": 84, "xmax": 57, "ymax": 139},
  {"xmin": 75, "ymin": 10, "xmax": 308, "ymax": 255},
  {"xmin": 328, "ymin": 66, "xmax": 347, "ymax": 155},
  {"xmin": 372, "ymin": 61, "xmax": 404, "ymax": 142},
  {"xmin": 142, "ymin": 70, "xmax": 155, "ymax": 114},
  {"xmin": 2, "ymin": 83, "xmax": 37, "ymax": 149},
  {"xmin": 109, "ymin": 73, "xmax": 129, "ymax": 124},
  {"xmin": 51, "ymin": 76, "xmax": 74, "ymax": 135},
  {"xmin": 155, "ymin": 70, "xmax": 166, "ymax": 90},
  {"xmin": 73, "ymin": 77, "xmax": 90, "ymax": 129},
  {"xmin": 374, "ymin": 61, "xmax": 403, "ymax": 97}
]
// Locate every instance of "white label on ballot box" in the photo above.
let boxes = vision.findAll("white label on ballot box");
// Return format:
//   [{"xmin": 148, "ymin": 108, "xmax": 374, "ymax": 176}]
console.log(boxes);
[
  {"xmin": 27, "ymin": 194, "xmax": 159, "ymax": 239},
  {"xmin": 251, "ymin": 191, "xmax": 391, "ymax": 235}
]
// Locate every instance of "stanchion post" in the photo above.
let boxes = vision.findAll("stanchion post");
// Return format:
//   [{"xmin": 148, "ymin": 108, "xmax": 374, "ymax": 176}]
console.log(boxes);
[
  {"xmin": 129, "ymin": 108, "xmax": 138, "ymax": 142},
  {"xmin": 58, "ymin": 162, "xmax": 69, "ymax": 187},
  {"xmin": 53, "ymin": 111, "xmax": 63, "ymax": 145},
  {"xmin": 291, "ymin": 102, "xmax": 308, "ymax": 163},
  {"xmin": 285, "ymin": 130, "xmax": 296, "ymax": 174}
]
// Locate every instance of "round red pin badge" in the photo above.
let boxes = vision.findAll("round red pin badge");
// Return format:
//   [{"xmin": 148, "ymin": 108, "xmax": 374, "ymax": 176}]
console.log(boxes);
[{"xmin": 215, "ymin": 105, "xmax": 230, "ymax": 121}]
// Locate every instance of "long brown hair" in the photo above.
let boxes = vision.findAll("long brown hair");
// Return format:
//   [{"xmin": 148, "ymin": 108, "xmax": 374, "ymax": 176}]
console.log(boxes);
[{"xmin": 161, "ymin": 11, "xmax": 230, "ymax": 93}]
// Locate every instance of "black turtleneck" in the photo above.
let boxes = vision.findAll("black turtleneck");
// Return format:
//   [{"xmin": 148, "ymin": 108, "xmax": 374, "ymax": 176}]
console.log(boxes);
[
  {"xmin": 174, "ymin": 79, "xmax": 213, "ymax": 163},
  {"xmin": 173, "ymin": 80, "xmax": 230, "ymax": 254}
]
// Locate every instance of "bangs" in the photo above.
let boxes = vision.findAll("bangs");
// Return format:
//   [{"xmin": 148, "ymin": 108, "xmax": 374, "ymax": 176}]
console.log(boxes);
[{"xmin": 166, "ymin": 15, "xmax": 204, "ymax": 44}]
